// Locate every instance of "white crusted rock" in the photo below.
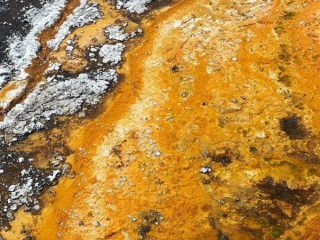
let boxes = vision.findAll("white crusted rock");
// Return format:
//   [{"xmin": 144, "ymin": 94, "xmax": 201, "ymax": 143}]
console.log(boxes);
[
  {"xmin": 99, "ymin": 43, "xmax": 125, "ymax": 65},
  {"xmin": 116, "ymin": 0, "xmax": 153, "ymax": 14},
  {"xmin": 104, "ymin": 25, "xmax": 129, "ymax": 41},
  {"xmin": 0, "ymin": 69, "xmax": 117, "ymax": 136},
  {"xmin": 47, "ymin": 0, "xmax": 102, "ymax": 50},
  {"xmin": 7, "ymin": 0, "xmax": 68, "ymax": 80},
  {"xmin": 0, "ymin": 64, "xmax": 12, "ymax": 88}
]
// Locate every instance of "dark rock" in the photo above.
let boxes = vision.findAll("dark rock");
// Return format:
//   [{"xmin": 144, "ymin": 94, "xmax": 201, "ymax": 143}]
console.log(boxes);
[{"xmin": 280, "ymin": 115, "xmax": 309, "ymax": 140}]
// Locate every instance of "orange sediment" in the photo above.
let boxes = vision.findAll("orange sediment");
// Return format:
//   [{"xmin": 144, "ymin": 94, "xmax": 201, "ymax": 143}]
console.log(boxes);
[{"xmin": 2, "ymin": 0, "xmax": 320, "ymax": 239}]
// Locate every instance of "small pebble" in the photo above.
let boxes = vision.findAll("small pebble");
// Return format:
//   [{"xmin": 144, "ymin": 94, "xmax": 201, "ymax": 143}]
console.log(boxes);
[
  {"xmin": 200, "ymin": 166, "xmax": 212, "ymax": 174},
  {"xmin": 8, "ymin": 185, "xmax": 16, "ymax": 192}
]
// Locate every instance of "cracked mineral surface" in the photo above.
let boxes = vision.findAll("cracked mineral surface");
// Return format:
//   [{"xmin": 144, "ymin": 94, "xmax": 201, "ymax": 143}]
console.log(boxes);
[{"xmin": 1, "ymin": 0, "xmax": 320, "ymax": 239}]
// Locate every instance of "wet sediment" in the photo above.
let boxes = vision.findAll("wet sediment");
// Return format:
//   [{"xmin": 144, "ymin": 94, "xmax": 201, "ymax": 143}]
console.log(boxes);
[{"xmin": 1, "ymin": 0, "xmax": 320, "ymax": 239}]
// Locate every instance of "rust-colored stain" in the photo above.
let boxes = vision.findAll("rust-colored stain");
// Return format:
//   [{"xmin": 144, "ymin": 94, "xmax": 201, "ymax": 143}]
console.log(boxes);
[{"xmin": 2, "ymin": 0, "xmax": 320, "ymax": 239}]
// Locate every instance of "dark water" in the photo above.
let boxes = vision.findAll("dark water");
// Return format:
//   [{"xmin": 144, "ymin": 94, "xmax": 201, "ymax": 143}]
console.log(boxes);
[{"xmin": 0, "ymin": 0, "xmax": 46, "ymax": 62}]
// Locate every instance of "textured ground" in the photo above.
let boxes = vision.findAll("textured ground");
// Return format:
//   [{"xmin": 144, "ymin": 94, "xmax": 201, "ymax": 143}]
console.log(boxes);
[{"xmin": 1, "ymin": 0, "xmax": 320, "ymax": 239}]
